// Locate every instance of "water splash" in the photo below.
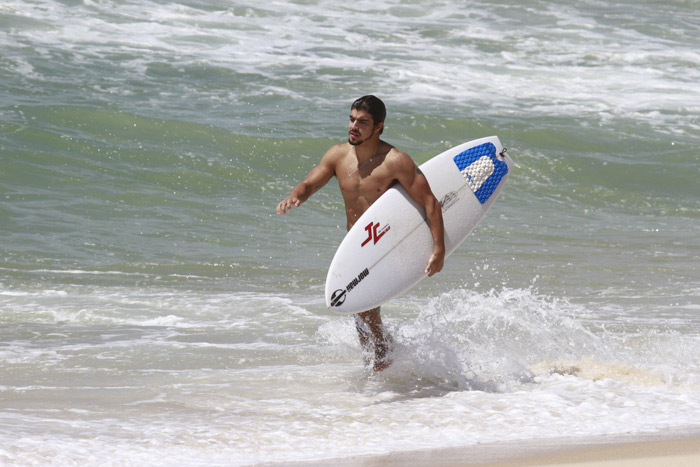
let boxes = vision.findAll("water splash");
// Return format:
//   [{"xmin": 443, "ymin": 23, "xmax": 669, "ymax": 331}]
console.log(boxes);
[{"xmin": 377, "ymin": 288, "xmax": 608, "ymax": 393}]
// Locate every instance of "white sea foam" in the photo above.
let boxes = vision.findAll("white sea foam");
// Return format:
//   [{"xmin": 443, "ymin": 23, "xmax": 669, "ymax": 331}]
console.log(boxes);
[
  {"xmin": 2, "ymin": 0, "xmax": 698, "ymax": 133},
  {"xmin": 1, "ymin": 283, "xmax": 700, "ymax": 465}
]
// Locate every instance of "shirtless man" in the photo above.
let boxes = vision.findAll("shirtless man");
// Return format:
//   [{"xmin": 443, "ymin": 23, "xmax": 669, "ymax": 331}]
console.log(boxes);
[{"xmin": 276, "ymin": 95, "xmax": 445, "ymax": 371}]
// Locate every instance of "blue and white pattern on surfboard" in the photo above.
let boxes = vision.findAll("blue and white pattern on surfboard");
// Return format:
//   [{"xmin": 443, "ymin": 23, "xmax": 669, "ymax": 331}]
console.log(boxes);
[{"xmin": 453, "ymin": 142, "xmax": 509, "ymax": 204}]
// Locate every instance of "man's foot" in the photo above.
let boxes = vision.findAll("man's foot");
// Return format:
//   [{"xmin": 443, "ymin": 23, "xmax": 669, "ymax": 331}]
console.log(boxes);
[{"xmin": 373, "ymin": 337, "xmax": 394, "ymax": 372}]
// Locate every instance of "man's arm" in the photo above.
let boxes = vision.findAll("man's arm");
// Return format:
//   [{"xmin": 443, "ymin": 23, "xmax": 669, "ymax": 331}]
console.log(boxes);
[
  {"xmin": 276, "ymin": 147, "xmax": 338, "ymax": 215},
  {"xmin": 393, "ymin": 152, "xmax": 445, "ymax": 276}
]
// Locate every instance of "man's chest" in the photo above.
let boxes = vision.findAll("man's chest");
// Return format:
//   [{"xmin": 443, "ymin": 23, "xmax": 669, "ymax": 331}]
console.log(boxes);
[{"xmin": 338, "ymin": 171, "xmax": 395, "ymax": 203}]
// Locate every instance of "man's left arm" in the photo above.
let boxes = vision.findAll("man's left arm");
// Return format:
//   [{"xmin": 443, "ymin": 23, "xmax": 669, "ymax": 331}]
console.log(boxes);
[{"xmin": 395, "ymin": 152, "xmax": 445, "ymax": 276}]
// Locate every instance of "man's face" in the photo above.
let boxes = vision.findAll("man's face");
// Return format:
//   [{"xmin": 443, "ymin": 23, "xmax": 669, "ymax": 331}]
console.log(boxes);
[{"xmin": 348, "ymin": 108, "xmax": 379, "ymax": 146}]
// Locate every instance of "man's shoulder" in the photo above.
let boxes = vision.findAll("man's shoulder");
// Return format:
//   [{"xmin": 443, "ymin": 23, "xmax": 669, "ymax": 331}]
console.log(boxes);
[
  {"xmin": 384, "ymin": 145, "xmax": 415, "ymax": 168},
  {"xmin": 320, "ymin": 142, "xmax": 350, "ymax": 167},
  {"xmin": 324, "ymin": 142, "xmax": 351, "ymax": 159}
]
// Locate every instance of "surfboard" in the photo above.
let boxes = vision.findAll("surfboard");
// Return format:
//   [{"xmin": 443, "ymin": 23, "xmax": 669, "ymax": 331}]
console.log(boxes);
[{"xmin": 325, "ymin": 135, "xmax": 512, "ymax": 314}]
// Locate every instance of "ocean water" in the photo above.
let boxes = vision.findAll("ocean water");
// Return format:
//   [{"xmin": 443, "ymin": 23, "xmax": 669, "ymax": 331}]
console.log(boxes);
[{"xmin": 1, "ymin": 0, "xmax": 699, "ymax": 465}]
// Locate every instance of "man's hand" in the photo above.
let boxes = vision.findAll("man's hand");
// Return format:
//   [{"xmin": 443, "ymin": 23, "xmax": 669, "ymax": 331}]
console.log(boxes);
[
  {"xmin": 276, "ymin": 195, "xmax": 301, "ymax": 215},
  {"xmin": 425, "ymin": 250, "xmax": 445, "ymax": 277}
]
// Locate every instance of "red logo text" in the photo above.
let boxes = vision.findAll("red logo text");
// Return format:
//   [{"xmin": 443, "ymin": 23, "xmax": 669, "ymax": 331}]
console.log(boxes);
[{"xmin": 361, "ymin": 221, "xmax": 390, "ymax": 247}]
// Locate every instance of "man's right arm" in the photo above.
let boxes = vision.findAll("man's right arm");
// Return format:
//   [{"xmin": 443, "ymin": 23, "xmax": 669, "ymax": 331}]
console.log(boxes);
[{"xmin": 276, "ymin": 146, "xmax": 338, "ymax": 215}]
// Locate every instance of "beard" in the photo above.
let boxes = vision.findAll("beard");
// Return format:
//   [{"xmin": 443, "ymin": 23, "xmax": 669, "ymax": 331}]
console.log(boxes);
[{"xmin": 348, "ymin": 127, "xmax": 375, "ymax": 146}]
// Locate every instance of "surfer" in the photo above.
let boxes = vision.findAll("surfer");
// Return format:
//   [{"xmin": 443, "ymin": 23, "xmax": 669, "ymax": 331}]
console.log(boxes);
[{"xmin": 276, "ymin": 95, "xmax": 445, "ymax": 371}]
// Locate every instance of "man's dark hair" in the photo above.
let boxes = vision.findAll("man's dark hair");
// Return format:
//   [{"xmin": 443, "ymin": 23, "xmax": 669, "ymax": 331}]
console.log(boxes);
[{"xmin": 351, "ymin": 95, "xmax": 386, "ymax": 134}]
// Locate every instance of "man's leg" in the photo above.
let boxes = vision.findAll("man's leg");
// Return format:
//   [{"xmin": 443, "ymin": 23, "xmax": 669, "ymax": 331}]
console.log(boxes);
[
  {"xmin": 354, "ymin": 314, "xmax": 373, "ymax": 367},
  {"xmin": 357, "ymin": 307, "xmax": 393, "ymax": 371}
]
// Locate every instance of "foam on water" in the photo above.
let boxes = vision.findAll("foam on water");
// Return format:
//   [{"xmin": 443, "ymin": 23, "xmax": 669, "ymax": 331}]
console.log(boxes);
[
  {"xmin": 2, "ymin": 0, "xmax": 699, "ymax": 134},
  {"xmin": 3, "ymin": 286, "xmax": 699, "ymax": 465}
]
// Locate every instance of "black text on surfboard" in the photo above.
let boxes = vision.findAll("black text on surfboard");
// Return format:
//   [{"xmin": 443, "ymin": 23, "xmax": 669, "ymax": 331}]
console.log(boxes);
[
  {"xmin": 330, "ymin": 267, "xmax": 370, "ymax": 308},
  {"xmin": 346, "ymin": 268, "xmax": 369, "ymax": 292}
]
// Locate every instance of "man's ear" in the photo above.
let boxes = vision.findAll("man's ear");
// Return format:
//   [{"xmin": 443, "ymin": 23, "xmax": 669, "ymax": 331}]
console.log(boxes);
[{"xmin": 376, "ymin": 121, "xmax": 384, "ymax": 134}]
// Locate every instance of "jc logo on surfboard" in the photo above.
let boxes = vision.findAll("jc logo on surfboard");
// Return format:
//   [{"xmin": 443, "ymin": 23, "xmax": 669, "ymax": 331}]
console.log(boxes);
[{"xmin": 361, "ymin": 221, "xmax": 390, "ymax": 247}]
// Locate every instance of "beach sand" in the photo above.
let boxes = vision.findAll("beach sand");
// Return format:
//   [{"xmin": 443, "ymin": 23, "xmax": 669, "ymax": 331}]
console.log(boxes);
[{"xmin": 273, "ymin": 430, "xmax": 700, "ymax": 466}]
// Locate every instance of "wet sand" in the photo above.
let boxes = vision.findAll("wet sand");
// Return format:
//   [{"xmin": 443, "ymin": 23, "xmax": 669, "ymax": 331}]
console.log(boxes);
[{"xmin": 276, "ymin": 430, "xmax": 700, "ymax": 467}]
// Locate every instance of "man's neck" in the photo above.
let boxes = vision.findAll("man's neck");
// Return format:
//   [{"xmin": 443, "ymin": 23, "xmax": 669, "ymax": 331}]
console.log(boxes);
[{"xmin": 353, "ymin": 139, "xmax": 381, "ymax": 162}]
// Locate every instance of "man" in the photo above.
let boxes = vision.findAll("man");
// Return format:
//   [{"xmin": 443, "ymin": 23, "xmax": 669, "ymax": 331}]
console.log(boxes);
[{"xmin": 276, "ymin": 95, "xmax": 445, "ymax": 371}]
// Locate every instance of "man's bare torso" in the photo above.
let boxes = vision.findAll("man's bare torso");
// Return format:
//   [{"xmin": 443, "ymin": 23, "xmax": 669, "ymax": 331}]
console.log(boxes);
[{"xmin": 332, "ymin": 141, "xmax": 402, "ymax": 230}]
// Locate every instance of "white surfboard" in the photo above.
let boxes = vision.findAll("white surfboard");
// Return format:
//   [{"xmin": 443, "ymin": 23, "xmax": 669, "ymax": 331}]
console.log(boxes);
[{"xmin": 325, "ymin": 136, "xmax": 512, "ymax": 314}]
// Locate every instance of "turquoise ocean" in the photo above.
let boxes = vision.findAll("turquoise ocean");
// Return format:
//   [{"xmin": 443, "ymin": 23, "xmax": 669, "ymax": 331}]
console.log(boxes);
[{"xmin": 1, "ymin": 0, "xmax": 699, "ymax": 464}]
